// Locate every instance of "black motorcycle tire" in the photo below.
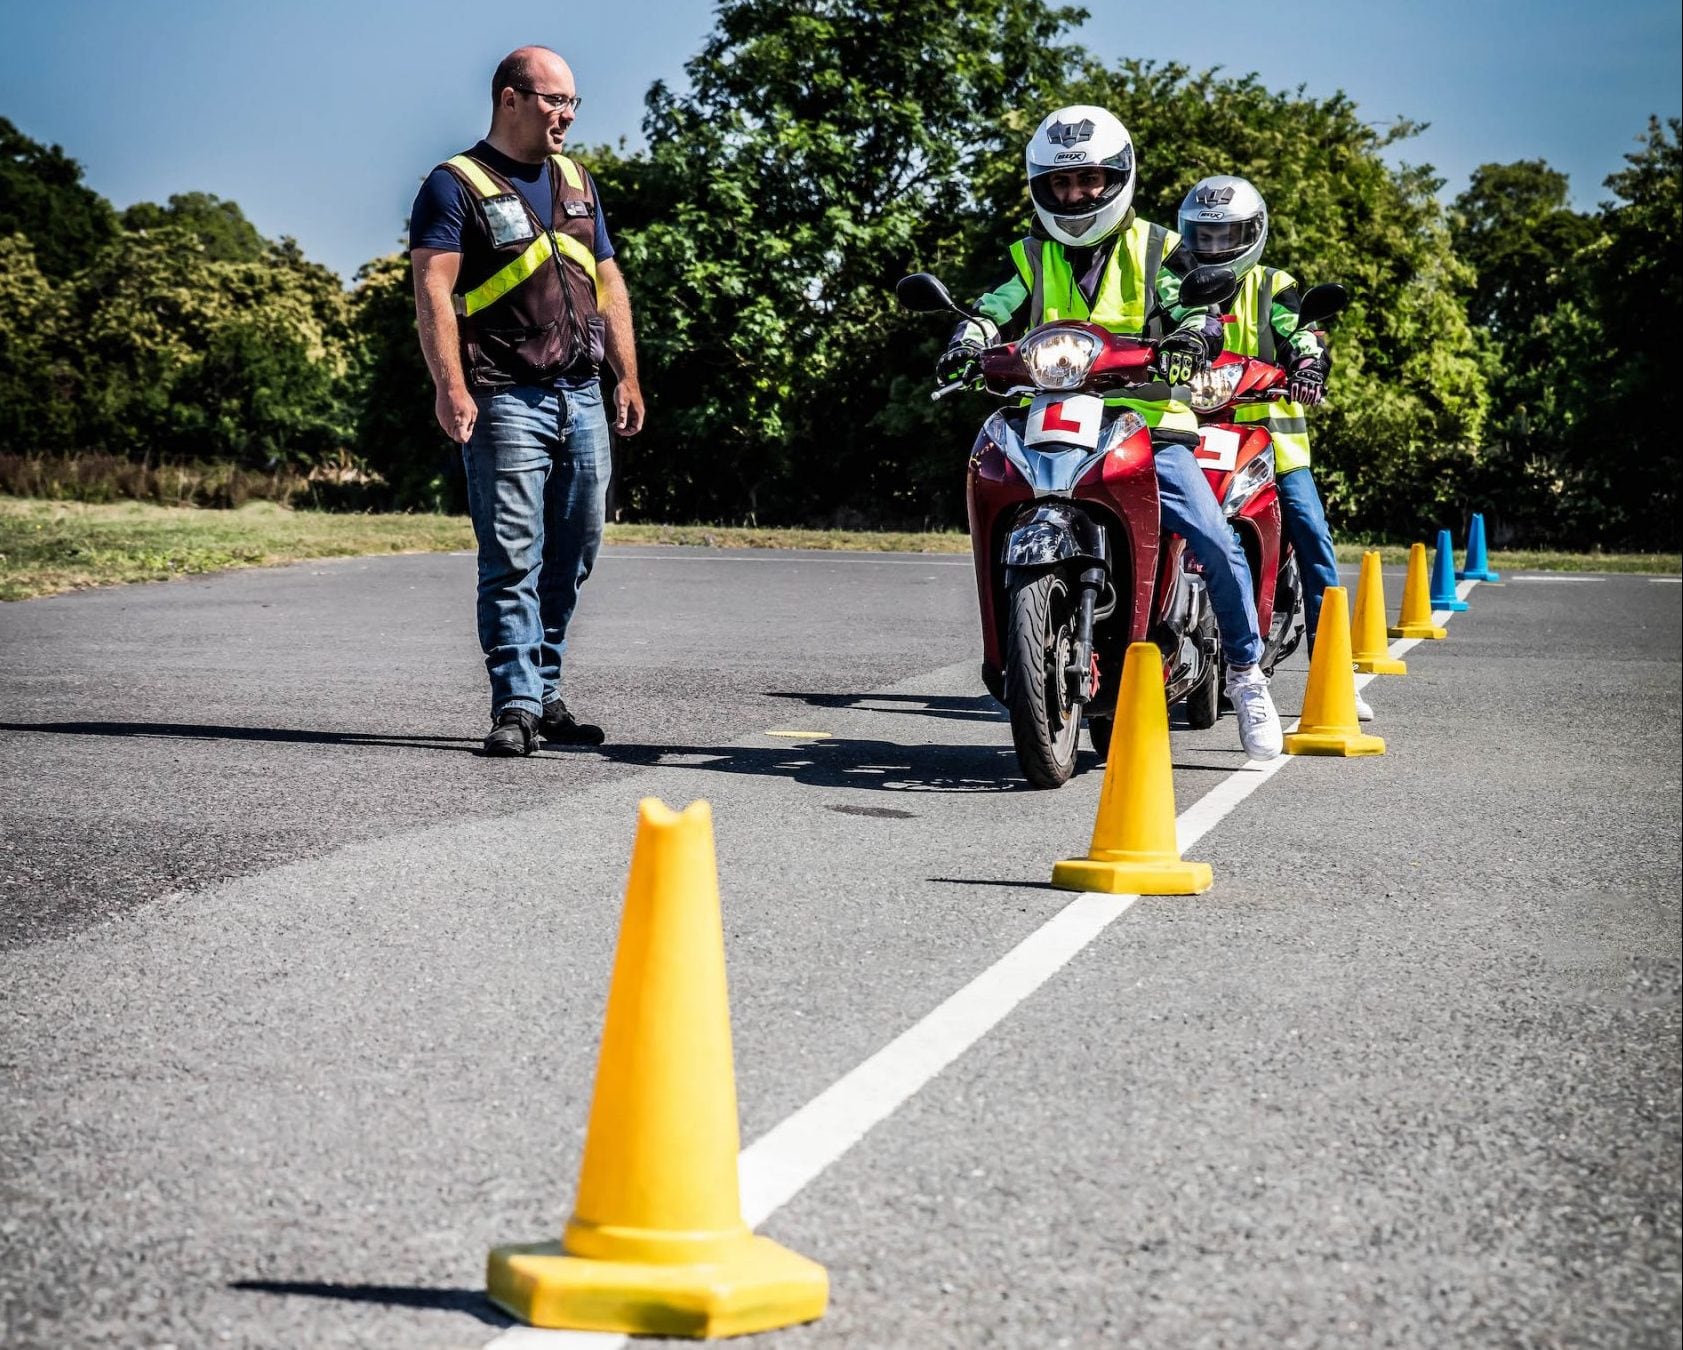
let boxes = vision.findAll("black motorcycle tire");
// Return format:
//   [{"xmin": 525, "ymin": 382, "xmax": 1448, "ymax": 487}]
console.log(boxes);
[
  {"xmin": 1183, "ymin": 661, "xmax": 1220, "ymax": 729},
  {"xmin": 1004, "ymin": 569, "xmax": 1082, "ymax": 789},
  {"xmin": 1086, "ymin": 714, "xmax": 1113, "ymax": 760}
]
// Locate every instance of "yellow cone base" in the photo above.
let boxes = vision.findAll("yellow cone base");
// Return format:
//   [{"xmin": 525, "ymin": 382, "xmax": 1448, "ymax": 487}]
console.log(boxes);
[
  {"xmin": 1282, "ymin": 729, "xmax": 1386, "ymax": 757},
  {"xmin": 1354, "ymin": 655, "xmax": 1407, "ymax": 675},
  {"xmin": 1052, "ymin": 854, "xmax": 1213, "ymax": 895},
  {"xmin": 1387, "ymin": 622, "xmax": 1446, "ymax": 640},
  {"xmin": 487, "ymin": 1237, "xmax": 829, "ymax": 1338}
]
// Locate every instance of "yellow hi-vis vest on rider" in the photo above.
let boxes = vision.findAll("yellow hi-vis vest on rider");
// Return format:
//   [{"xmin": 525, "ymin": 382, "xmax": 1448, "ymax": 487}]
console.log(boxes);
[
  {"xmin": 1223, "ymin": 266, "xmax": 1313, "ymax": 475},
  {"xmin": 1007, "ymin": 219, "xmax": 1199, "ymax": 436}
]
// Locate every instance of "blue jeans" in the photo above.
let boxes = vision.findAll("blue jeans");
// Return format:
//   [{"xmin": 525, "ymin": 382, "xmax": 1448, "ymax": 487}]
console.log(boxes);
[
  {"xmin": 1155, "ymin": 442, "xmax": 1263, "ymax": 667},
  {"xmin": 462, "ymin": 380, "xmax": 611, "ymax": 719},
  {"xmin": 1277, "ymin": 467, "xmax": 1339, "ymax": 648}
]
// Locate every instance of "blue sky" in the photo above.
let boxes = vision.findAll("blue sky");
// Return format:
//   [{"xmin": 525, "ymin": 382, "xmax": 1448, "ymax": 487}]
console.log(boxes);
[{"xmin": 3, "ymin": 0, "xmax": 1677, "ymax": 281}]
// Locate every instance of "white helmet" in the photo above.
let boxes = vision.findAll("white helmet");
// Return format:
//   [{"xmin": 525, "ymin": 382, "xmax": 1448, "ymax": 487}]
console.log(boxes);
[
  {"xmin": 1177, "ymin": 175, "xmax": 1269, "ymax": 281},
  {"xmin": 1026, "ymin": 105, "xmax": 1135, "ymax": 248}
]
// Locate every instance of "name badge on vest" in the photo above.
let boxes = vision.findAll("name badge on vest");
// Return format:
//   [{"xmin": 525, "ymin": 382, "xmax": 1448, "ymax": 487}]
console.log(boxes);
[
  {"xmin": 481, "ymin": 194, "xmax": 536, "ymax": 248},
  {"xmin": 562, "ymin": 200, "xmax": 593, "ymax": 218}
]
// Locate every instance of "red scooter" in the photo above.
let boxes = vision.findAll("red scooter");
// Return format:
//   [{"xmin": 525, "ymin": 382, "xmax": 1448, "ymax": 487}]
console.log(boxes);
[
  {"xmin": 897, "ymin": 267, "xmax": 1343, "ymax": 789},
  {"xmin": 1186, "ymin": 282, "xmax": 1348, "ymax": 682}
]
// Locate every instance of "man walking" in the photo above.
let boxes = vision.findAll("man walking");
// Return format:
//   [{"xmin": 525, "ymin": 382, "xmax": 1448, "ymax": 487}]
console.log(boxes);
[{"xmin": 411, "ymin": 45, "xmax": 643, "ymax": 756}]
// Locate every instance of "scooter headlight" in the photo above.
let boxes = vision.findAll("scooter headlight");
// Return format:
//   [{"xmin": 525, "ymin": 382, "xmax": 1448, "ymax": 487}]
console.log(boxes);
[
  {"xmin": 1189, "ymin": 363, "xmax": 1244, "ymax": 412},
  {"xmin": 1019, "ymin": 328, "xmax": 1103, "ymax": 391},
  {"xmin": 1223, "ymin": 452, "xmax": 1274, "ymax": 517}
]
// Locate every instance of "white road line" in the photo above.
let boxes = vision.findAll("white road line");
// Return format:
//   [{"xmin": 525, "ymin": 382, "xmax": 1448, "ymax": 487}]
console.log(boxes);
[
  {"xmin": 1509, "ymin": 575, "xmax": 1604, "ymax": 583},
  {"xmin": 480, "ymin": 583, "xmax": 1478, "ymax": 1347},
  {"xmin": 1651, "ymin": 577, "xmax": 1681, "ymax": 585}
]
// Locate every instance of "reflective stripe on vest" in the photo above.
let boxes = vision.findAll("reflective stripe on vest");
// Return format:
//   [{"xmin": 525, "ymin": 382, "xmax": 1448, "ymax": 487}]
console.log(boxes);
[
  {"xmin": 1225, "ymin": 266, "xmax": 1312, "ymax": 473},
  {"xmin": 1012, "ymin": 223, "xmax": 1197, "ymax": 434},
  {"xmin": 448, "ymin": 153, "xmax": 601, "ymax": 316}
]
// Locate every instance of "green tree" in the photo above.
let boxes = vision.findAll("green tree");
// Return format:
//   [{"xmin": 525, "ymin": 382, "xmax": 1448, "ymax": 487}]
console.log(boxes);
[
  {"xmin": 1450, "ymin": 161, "xmax": 1597, "ymax": 339},
  {"xmin": 592, "ymin": 0, "xmax": 1087, "ymax": 524},
  {"xmin": 349, "ymin": 252, "xmax": 464, "ymax": 511},
  {"xmin": 1460, "ymin": 120, "xmax": 1680, "ymax": 548},
  {"xmin": 0, "ymin": 118, "xmax": 117, "ymax": 279},
  {"xmin": 121, "ymin": 191, "xmax": 268, "ymax": 262}
]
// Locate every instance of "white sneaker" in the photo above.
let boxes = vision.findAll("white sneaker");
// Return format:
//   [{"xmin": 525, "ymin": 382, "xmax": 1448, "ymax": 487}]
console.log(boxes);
[
  {"xmin": 1355, "ymin": 690, "xmax": 1375, "ymax": 722},
  {"xmin": 1224, "ymin": 664, "xmax": 1282, "ymax": 760}
]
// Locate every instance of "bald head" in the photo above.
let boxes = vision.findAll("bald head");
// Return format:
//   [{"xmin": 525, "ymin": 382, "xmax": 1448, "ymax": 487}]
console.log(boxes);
[{"xmin": 487, "ymin": 46, "xmax": 578, "ymax": 163}]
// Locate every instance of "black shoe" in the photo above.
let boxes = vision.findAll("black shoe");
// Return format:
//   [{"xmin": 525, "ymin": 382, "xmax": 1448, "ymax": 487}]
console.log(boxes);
[
  {"xmin": 483, "ymin": 707, "xmax": 538, "ymax": 757},
  {"xmin": 538, "ymin": 696, "xmax": 604, "ymax": 746}
]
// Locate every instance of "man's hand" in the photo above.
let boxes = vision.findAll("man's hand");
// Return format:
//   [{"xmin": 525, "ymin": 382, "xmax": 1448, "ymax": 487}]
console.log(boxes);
[
  {"xmin": 435, "ymin": 384, "xmax": 477, "ymax": 443},
  {"xmin": 936, "ymin": 342, "xmax": 981, "ymax": 386},
  {"xmin": 1157, "ymin": 331, "xmax": 1205, "ymax": 387},
  {"xmin": 613, "ymin": 377, "xmax": 645, "ymax": 436},
  {"xmin": 1288, "ymin": 356, "xmax": 1328, "ymax": 406}
]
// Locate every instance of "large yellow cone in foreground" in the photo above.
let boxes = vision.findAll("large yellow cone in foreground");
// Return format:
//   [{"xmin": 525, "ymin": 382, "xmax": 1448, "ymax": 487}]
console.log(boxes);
[
  {"xmin": 1351, "ymin": 551, "xmax": 1407, "ymax": 675},
  {"xmin": 1388, "ymin": 542, "xmax": 1447, "ymax": 640},
  {"xmin": 487, "ymin": 799, "xmax": 828, "ymax": 1338},
  {"xmin": 1285, "ymin": 587, "xmax": 1386, "ymax": 757},
  {"xmin": 1052, "ymin": 642, "xmax": 1212, "ymax": 895}
]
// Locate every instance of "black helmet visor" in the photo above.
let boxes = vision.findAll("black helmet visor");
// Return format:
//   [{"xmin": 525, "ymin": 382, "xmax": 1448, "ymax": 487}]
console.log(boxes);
[{"xmin": 1180, "ymin": 214, "xmax": 1263, "ymax": 263}]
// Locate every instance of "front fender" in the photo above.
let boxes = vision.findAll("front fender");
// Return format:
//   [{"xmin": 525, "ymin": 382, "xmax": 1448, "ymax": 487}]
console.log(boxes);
[{"xmin": 1001, "ymin": 502, "xmax": 1109, "ymax": 570}]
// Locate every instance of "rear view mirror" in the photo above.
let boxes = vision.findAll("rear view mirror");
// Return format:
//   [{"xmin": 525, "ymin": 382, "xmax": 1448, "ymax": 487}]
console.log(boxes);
[
  {"xmin": 1179, "ymin": 264, "xmax": 1239, "ymax": 310},
  {"xmin": 1296, "ymin": 282, "xmax": 1349, "ymax": 330},
  {"xmin": 896, "ymin": 272, "xmax": 978, "ymax": 319}
]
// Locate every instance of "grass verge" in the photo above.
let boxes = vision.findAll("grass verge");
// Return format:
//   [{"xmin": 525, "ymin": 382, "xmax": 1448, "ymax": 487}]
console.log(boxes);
[{"xmin": 1, "ymin": 497, "xmax": 1676, "ymax": 601}]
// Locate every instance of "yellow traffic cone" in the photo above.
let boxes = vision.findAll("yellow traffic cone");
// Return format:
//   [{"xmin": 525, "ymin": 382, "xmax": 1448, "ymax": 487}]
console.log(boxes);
[
  {"xmin": 1052, "ymin": 642, "xmax": 1212, "ymax": 894},
  {"xmin": 487, "ymin": 799, "xmax": 828, "ymax": 1338},
  {"xmin": 1285, "ymin": 587, "xmax": 1386, "ymax": 756},
  {"xmin": 1351, "ymin": 551, "xmax": 1407, "ymax": 674},
  {"xmin": 1388, "ymin": 542, "xmax": 1447, "ymax": 639}
]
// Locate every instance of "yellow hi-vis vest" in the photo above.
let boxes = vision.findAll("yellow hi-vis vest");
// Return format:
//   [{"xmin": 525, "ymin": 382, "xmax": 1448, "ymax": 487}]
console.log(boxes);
[
  {"xmin": 1007, "ymin": 220, "xmax": 1199, "ymax": 436},
  {"xmin": 444, "ymin": 152, "xmax": 602, "ymax": 315},
  {"xmin": 1223, "ymin": 266, "xmax": 1312, "ymax": 475}
]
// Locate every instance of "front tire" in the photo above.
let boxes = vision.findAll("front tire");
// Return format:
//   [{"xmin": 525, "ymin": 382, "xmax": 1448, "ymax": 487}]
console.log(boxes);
[
  {"xmin": 1004, "ymin": 569, "xmax": 1082, "ymax": 788},
  {"xmin": 1183, "ymin": 661, "xmax": 1220, "ymax": 729},
  {"xmin": 1087, "ymin": 714, "xmax": 1113, "ymax": 760}
]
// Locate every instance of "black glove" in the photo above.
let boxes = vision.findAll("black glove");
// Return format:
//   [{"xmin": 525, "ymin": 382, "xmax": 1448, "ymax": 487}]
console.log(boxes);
[
  {"xmin": 1156, "ymin": 331, "xmax": 1205, "ymax": 386},
  {"xmin": 935, "ymin": 342, "xmax": 982, "ymax": 386},
  {"xmin": 1288, "ymin": 356, "xmax": 1328, "ymax": 406}
]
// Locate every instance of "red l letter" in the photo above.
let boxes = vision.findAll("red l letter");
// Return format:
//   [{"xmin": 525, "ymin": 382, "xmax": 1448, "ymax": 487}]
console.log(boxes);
[{"xmin": 1041, "ymin": 402, "xmax": 1082, "ymax": 432}]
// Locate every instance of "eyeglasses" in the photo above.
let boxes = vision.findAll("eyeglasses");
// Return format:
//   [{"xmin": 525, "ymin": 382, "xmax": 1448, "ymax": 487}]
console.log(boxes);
[{"xmin": 513, "ymin": 87, "xmax": 583, "ymax": 113}]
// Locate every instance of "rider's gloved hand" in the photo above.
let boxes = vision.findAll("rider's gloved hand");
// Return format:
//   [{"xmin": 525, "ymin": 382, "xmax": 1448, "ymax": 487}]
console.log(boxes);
[
  {"xmin": 1156, "ymin": 331, "xmax": 1205, "ymax": 387},
  {"xmin": 1288, "ymin": 355, "xmax": 1328, "ymax": 406},
  {"xmin": 935, "ymin": 342, "xmax": 982, "ymax": 386}
]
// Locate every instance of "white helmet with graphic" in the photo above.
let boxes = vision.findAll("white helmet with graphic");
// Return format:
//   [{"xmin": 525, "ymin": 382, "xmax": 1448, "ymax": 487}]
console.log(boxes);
[
  {"xmin": 1026, "ymin": 105, "xmax": 1135, "ymax": 247},
  {"xmin": 1177, "ymin": 175, "xmax": 1269, "ymax": 280}
]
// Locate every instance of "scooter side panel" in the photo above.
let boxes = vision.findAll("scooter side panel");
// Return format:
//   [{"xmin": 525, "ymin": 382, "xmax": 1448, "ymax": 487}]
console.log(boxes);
[
  {"xmin": 966, "ymin": 430, "xmax": 1030, "ymax": 679},
  {"xmin": 1078, "ymin": 426, "xmax": 1160, "ymax": 645}
]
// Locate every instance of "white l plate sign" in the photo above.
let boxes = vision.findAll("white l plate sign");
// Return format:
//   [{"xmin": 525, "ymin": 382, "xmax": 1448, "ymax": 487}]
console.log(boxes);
[
  {"xmin": 1195, "ymin": 425, "xmax": 1241, "ymax": 471},
  {"xmin": 1024, "ymin": 393, "xmax": 1103, "ymax": 449}
]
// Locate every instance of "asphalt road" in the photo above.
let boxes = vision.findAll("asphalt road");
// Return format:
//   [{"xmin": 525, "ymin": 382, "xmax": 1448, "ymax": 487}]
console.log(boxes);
[{"xmin": 1, "ymin": 550, "xmax": 1678, "ymax": 1349}]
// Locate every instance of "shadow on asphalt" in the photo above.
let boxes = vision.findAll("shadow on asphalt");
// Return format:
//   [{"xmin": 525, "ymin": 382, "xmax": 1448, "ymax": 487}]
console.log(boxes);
[
  {"xmin": 0, "ymin": 720, "xmax": 484, "ymax": 753},
  {"xmin": 763, "ymin": 690, "xmax": 1008, "ymax": 723},
  {"xmin": 226, "ymin": 1280, "xmax": 507, "ymax": 1327},
  {"xmin": 597, "ymin": 736, "xmax": 1051, "ymax": 793}
]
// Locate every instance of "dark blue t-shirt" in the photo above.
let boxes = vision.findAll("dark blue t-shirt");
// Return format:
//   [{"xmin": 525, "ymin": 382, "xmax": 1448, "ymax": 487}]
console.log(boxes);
[{"xmin": 409, "ymin": 140, "xmax": 615, "ymax": 261}]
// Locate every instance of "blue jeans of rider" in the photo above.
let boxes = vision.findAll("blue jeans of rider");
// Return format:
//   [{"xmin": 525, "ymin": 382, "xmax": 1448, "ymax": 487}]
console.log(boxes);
[
  {"xmin": 1277, "ymin": 467, "xmax": 1340, "ymax": 648},
  {"xmin": 462, "ymin": 380, "xmax": 611, "ymax": 720},
  {"xmin": 1154, "ymin": 441, "xmax": 1263, "ymax": 667}
]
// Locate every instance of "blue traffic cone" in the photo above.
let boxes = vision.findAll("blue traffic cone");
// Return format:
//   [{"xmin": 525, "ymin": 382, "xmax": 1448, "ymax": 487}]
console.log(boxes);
[
  {"xmin": 1456, "ymin": 512, "xmax": 1501, "ymax": 582},
  {"xmin": 1430, "ymin": 529, "xmax": 1469, "ymax": 611}
]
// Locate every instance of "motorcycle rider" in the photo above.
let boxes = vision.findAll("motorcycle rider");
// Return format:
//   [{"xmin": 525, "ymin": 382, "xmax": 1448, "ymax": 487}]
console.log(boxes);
[
  {"xmin": 1175, "ymin": 174, "xmax": 1372, "ymax": 720},
  {"xmin": 940, "ymin": 106, "xmax": 1282, "ymax": 760}
]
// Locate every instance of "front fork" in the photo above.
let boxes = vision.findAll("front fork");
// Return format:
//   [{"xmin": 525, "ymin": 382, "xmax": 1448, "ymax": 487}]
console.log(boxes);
[{"xmin": 1065, "ymin": 565, "xmax": 1107, "ymax": 702}]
